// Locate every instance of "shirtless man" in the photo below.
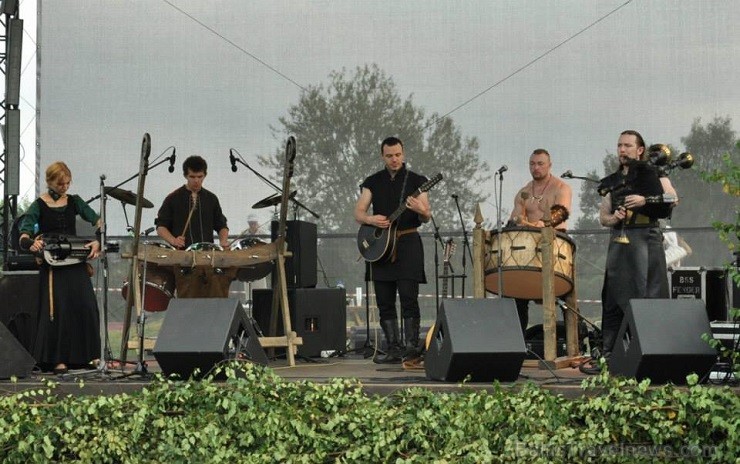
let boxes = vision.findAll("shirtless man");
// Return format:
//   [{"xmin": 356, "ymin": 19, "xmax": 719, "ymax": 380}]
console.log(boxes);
[{"xmin": 507, "ymin": 148, "xmax": 573, "ymax": 333}]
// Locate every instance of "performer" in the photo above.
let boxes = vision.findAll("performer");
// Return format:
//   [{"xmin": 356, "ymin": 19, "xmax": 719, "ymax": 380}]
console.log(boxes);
[
  {"xmin": 247, "ymin": 214, "xmax": 264, "ymax": 236},
  {"xmin": 354, "ymin": 137, "xmax": 431, "ymax": 364},
  {"xmin": 18, "ymin": 161, "xmax": 102, "ymax": 374},
  {"xmin": 599, "ymin": 130, "xmax": 677, "ymax": 358},
  {"xmin": 508, "ymin": 148, "xmax": 572, "ymax": 333},
  {"xmin": 155, "ymin": 155, "xmax": 232, "ymax": 297}
]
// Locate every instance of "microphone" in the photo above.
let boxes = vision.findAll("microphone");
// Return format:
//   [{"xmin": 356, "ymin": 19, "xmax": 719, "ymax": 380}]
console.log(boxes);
[
  {"xmin": 451, "ymin": 194, "xmax": 459, "ymax": 200},
  {"xmin": 561, "ymin": 170, "xmax": 573, "ymax": 179},
  {"xmin": 496, "ymin": 165, "xmax": 508, "ymax": 175},
  {"xmin": 229, "ymin": 149, "xmax": 237, "ymax": 172},
  {"xmin": 168, "ymin": 148, "xmax": 177, "ymax": 173}
]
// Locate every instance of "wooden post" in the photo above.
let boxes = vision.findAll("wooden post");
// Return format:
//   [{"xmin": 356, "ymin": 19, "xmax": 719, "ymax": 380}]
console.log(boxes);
[
  {"xmin": 262, "ymin": 137, "xmax": 303, "ymax": 366},
  {"xmin": 540, "ymin": 213, "xmax": 557, "ymax": 364},
  {"xmin": 472, "ymin": 204, "xmax": 486, "ymax": 298},
  {"xmin": 120, "ymin": 134, "xmax": 151, "ymax": 363}
]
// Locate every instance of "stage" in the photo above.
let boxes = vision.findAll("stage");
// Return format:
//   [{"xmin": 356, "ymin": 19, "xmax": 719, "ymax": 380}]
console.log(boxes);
[{"xmin": 0, "ymin": 351, "xmax": 598, "ymax": 399}]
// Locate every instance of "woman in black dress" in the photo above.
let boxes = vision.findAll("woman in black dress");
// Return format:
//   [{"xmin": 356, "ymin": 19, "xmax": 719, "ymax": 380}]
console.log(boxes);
[{"xmin": 18, "ymin": 161, "xmax": 102, "ymax": 374}]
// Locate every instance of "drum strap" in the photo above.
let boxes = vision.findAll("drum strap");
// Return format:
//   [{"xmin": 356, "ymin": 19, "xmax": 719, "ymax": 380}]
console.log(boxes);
[{"xmin": 391, "ymin": 227, "xmax": 418, "ymax": 262}]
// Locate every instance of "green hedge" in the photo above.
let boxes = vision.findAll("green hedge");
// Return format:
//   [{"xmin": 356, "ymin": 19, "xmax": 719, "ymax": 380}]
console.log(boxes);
[{"xmin": 1, "ymin": 363, "xmax": 737, "ymax": 463}]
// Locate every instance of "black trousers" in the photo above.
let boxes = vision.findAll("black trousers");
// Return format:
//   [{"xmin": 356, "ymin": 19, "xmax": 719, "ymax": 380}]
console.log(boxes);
[
  {"xmin": 515, "ymin": 298, "xmax": 530, "ymax": 334},
  {"xmin": 374, "ymin": 280, "xmax": 420, "ymax": 321}
]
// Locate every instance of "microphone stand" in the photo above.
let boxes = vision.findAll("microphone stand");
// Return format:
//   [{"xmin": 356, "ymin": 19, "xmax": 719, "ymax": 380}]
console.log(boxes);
[
  {"xmin": 561, "ymin": 173, "xmax": 599, "ymax": 184},
  {"xmin": 67, "ymin": 175, "xmax": 115, "ymax": 380},
  {"xmin": 495, "ymin": 170, "xmax": 505, "ymax": 298},
  {"xmin": 429, "ymin": 214, "xmax": 445, "ymax": 312},
  {"xmin": 85, "ymin": 151, "xmax": 176, "ymax": 204},
  {"xmin": 96, "ymin": 175, "xmax": 113, "ymax": 374},
  {"xmin": 451, "ymin": 195, "xmax": 471, "ymax": 298},
  {"xmin": 232, "ymin": 156, "xmax": 320, "ymax": 220}
]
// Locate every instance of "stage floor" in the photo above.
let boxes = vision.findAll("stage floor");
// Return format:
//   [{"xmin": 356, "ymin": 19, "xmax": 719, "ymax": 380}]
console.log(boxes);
[{"xmin": 2, "ymin": 351, "xmax": 595, "ymax": 399}]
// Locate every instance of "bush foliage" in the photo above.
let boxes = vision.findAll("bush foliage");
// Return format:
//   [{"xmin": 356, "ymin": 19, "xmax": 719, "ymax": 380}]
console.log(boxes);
[{"xmin": 1, "ymin": 363, "xmax": 738, "ymax": 463}]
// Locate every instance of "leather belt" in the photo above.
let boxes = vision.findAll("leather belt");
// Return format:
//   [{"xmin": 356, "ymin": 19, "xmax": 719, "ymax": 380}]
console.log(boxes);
[
  {"xmin": 396, "ymin": 227, "xmax": 418, "ymax": 238},
  {"xmin": 391, "ymin": 228, "xmax": 418, "ymax": 262},
  {"xmin": 622, "ymin": 210, "xmax": 657, "ymax": 228}
]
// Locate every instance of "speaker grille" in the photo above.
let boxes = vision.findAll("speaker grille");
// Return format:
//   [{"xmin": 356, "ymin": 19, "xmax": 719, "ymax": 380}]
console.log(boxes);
[
  {"xmin": 608, "ymin": 299, "xmax": 717, "ymax": 384},
  {"xmin": 153, "ymin": 298, "xmax": 267, "ymax": 378},
  {"xmin": 425, "ymin": 299, "xmax": 526, "ymax": 382}
]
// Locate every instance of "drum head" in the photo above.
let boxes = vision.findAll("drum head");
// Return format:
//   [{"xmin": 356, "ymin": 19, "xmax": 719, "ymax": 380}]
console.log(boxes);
[
  {"xmin": 144, "ymin": 241, "xmax": 175, "ymax": 250},
  {"xmin": 485, "ymin": 227, "xmax": 574, "ymax": 299},
  {"xmin": 232, "ymin": 238, "xmax": 273, "ymax": 282},
  {"xmin": 230, "ymin": 237, "xmax": 265, "ymax": 250},
  {"xmin": 186, "ymin": 242, "xmax": 223, "ymax": 252}
]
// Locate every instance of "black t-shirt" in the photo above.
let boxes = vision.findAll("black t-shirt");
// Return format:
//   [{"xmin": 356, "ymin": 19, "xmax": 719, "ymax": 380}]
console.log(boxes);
[
  {"xmin": 155, "ymin": 185, "xmax": 228, "ymax": 247},
  {"xmin": 360, "ymin": 164, "xmax": 428, "ymax": 230},
  {"xmin": 360, "ymin": 164, "xmax": 428, "ymax": 282}
]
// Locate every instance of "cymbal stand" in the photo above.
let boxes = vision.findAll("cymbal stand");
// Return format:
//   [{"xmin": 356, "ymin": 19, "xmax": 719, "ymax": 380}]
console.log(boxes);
[
  {"xmin": 85, "ymin": 147, "xmax": 176, "ymax": 204},
  {"xmin": 120, "ymin": 203, "xmax": 133, "ymax": 234},
  {"xmin": 229, "ymin": 148, "xmax": 320, "ymax": 220}
]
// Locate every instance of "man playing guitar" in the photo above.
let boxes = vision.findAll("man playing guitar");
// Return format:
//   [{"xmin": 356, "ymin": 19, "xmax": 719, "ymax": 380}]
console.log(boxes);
[{"xmin": 354, "ymin": 137, "xmax": 431, "ymax": 364}]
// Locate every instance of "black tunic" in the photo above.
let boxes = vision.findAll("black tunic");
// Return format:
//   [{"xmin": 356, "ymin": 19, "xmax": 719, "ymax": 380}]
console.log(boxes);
[
  {"xmin": 600, "ymin": 170, "xmax": 669, "ymax": 350},
  {"xmin": 155, "ymin": 185, "xmax": 228, "ymax": 248},
  {"xmin": 361, "ymin": 165, "xmax": 427, "ymax": 283},
  {"xmin": 19, "ymin": 196, "xmax": 101, "ymax": 368}
]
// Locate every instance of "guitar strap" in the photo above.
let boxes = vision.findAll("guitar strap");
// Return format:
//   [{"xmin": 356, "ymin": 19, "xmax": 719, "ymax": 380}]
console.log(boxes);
[
  {"xmin": 397, "ymin": 168, "xmax": 410, "ymax": 209},
  {"xmin": 389, "ymin": 169, "xmax": 411, "ymax": 264}
]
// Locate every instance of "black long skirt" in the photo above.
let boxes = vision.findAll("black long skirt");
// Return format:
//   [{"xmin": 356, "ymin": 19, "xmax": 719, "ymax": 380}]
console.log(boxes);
[{"xmin": 33, "ymin": 263, "xmax": 101, "ymax": 369}]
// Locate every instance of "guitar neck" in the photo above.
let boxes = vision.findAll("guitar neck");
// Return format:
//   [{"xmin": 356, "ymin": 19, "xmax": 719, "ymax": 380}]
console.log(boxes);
[
  {"xmin": 384, "ymin": 172, "xmax": 443, "ymax": 224},
  {"xmin": 441, "ymin": 263, "xmax": 449, "ymax": 298},
  {"xmin": 387, "ymin": 188, "xmax": 422, "ymax": 223}
]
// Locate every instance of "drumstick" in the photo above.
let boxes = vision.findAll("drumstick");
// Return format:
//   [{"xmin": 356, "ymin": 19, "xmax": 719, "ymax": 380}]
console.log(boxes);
[{"xmin": 179, "ymin": 195, "xmax": 198, "ymax": 237}]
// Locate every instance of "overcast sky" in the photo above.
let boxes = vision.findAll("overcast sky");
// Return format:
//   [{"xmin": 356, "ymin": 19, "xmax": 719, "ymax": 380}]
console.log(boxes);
[{"xmin": 10, "ymin": 0, "xmax": 740, "ymax": 235}]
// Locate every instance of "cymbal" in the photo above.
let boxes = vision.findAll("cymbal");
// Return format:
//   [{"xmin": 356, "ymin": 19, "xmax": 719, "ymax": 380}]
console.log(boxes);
[
  {"xmin": 104, "ymin": 187, "xmax": 154, "ymax": 208},
  {"xmin": 251, "ymin": 190, "xmax": 297, "ymax": 209}
]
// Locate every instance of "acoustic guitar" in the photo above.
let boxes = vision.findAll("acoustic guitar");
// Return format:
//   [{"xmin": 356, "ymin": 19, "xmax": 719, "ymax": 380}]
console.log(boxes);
[{"xmin": 357, "ymin": 173, "xmax": 442, "ymax": 262}]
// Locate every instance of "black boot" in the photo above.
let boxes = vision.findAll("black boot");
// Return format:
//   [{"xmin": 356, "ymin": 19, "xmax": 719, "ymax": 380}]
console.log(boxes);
[
  {"xmin": 402, "ymin": 317, "xmax": 421, "ymax": 361},
  {"xmin": 374, "ymin": 319, "xmax": 402, "ymax": 364},
  {"xmin": 600, "ymin": 329, "xmax": 617, "ymax": 361}
]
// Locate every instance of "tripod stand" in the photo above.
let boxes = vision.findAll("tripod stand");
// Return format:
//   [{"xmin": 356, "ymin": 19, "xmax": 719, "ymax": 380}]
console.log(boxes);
[
  {"xmin": 332, "ymin": 262, "xmax": 382, "ymax": 359},
  {"xmin": 59, "ymin": 175, "xmax": 119, "ymax": 380}
]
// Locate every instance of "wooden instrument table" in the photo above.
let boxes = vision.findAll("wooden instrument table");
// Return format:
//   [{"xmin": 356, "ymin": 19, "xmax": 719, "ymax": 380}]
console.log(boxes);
[{"xmin": 136, "ymin": 242, "xmax": 278, "ymax": 268}]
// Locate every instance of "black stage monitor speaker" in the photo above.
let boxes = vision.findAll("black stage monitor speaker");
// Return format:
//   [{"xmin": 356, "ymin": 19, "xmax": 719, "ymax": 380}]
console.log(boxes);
[
  {"xmin": 252, "ymin": 287, "xmax": 346, "ymax": 357},
  {"xmin": 271, "ymin": 220, "xmax": 317, "ymax": 288},
  {"xmin": 608, "ymin": 299, "xmax": 717, "ymax": 384},
  {"xmin": 425, "ymin": 298, "xmax": 526, "ymax": 382},
  {"xmin": 0, "ymin": 271, "xmax": 39, "ymax": 352},
  {"xmin": 153, "ymin": 298, "xmax": 268, "ymax": 379},
  {"xmin": 0, "ymin": 322, "xmax": 36, "ymax": 379}
]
